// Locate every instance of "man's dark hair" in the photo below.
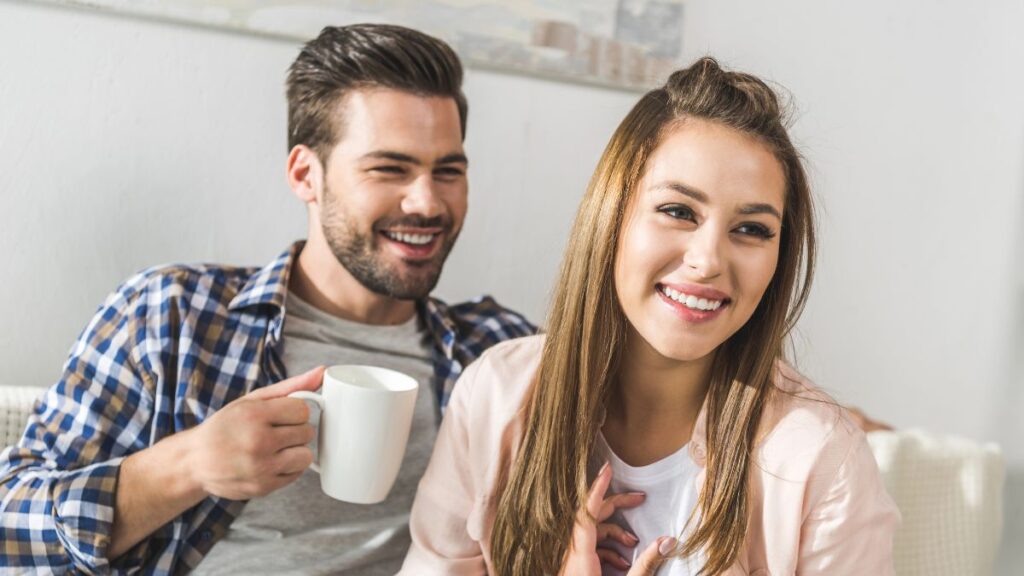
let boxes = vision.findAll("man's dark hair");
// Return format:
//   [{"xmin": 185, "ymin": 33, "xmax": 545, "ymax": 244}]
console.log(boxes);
[{"xmin": 286, "ymin": 23, "xmax": 468, "ymax": 161}]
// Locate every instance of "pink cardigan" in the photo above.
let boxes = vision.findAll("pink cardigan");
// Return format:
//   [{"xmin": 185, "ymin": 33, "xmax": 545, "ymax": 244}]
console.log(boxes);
[{"xmin": 400, "ymin": 335, "xmax": 899, "ymax": 575}]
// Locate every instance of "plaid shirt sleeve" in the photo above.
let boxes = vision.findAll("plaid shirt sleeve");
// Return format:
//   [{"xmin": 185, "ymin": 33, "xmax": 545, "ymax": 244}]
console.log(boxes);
[{"xmin": 1, "ymin": 271, "xmax": 165, "ymax": 573}]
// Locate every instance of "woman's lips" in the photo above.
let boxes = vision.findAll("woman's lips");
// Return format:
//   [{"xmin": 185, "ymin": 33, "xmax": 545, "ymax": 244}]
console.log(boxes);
[{"xmin": 656, "ymin": 283, "xmax": 730, "ymax": 324}]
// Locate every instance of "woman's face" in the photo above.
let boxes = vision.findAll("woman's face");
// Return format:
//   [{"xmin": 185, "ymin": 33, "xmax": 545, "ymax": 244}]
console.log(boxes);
[{"xmin": 614, "ymin": 119, "xmax": 786, "ymax": 364}]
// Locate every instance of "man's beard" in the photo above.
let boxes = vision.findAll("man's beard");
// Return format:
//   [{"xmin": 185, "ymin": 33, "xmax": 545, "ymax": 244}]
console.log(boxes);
[{"xmin": 320, "ymin": 186, "xmax": 459, "ymax": 300}]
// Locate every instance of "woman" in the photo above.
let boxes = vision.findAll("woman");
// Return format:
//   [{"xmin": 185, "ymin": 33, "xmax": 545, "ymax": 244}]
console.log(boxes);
[{"xmin": 400, "ymin": 58, "xmax": 899, "ymax": 575}]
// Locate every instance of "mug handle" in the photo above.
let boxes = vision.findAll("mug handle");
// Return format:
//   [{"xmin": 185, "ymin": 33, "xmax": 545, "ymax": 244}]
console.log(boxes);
[{"xmin": 288, "ymin": 391, "xmax": 323, "ymax": 474}]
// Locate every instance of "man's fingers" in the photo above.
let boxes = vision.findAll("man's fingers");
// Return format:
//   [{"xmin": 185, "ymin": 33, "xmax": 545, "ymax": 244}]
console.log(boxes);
[
  {"xmin": 847, "ymin": 406, "xmax": 894, "ymax": 432},
  {"xmin": 263, "ymin": 397, "xmax": 314, "ymax": 426},
  {"xmin": 263, "ymin": 469, "xmax": 305, "ymax": 495},
  {"xmin": 273, "ymin": 445, "xmax": 315, "ymax": 475},
  {"xmin": 627, "ymin": 537, "xmax": 675, "ymax": 576},
  {"xmin": 250, "ymin": 366, "xmax": 325, "ymax": 400},
  {"xmin": 271, "ymin": 423, "xmax": 316, "ymax": 450}
]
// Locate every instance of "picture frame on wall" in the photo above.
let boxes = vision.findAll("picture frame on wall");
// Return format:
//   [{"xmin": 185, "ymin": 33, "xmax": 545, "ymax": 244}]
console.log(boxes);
[{"xmin": 34, "ymin": 0, "xmax": 685, "ymax": 91}]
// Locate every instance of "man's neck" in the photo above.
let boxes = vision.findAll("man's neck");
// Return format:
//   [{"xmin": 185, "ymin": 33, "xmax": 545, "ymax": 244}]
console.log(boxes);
[{"xmin": 289, "ymin": 238, "xmax": 417, "ymax": 326}]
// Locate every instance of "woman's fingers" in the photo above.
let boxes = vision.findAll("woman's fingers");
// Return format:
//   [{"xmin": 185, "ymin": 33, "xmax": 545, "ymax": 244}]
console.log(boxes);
[
  {"xmin": 598, "ymin": 491, "xmax": 646, "ymax": 521},
  {"xmin": 587, "ymin": 463, "xmax": 646, "ymax": 523},
  {"xmin": 626, "ymin": 537, "xmax": 676, "ymax": 576},
  {"xmin": 586, "ymin": 461, "xmax": 613, "ymax": 519},
  {"xmin": 597, "ymin": 547, "xmax": 631, "ymax": 571},
  {"xmin": 596, "ymin": 522, "xmax": 639, "ymax": 548}
]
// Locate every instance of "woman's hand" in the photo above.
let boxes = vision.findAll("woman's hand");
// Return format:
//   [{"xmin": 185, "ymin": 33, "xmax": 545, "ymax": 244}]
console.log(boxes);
[{"xmin": 559, "ymin": 461, "xmax": 677, "ymax": 575}]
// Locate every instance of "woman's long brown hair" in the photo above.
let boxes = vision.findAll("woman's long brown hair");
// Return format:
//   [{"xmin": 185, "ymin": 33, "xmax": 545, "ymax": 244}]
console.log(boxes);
[{"xmin": 490, "ymin": 58, "xmax": 817, "ymax": 575}]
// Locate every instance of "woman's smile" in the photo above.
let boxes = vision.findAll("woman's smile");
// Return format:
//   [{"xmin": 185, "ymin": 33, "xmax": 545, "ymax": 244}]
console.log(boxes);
[{"xmin": 655, "ymin": 282, "xmax": 731, "ymax": 324}]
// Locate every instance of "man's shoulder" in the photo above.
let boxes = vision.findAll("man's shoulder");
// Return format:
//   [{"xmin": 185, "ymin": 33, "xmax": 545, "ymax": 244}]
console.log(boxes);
[
  {"xmin": 435, "ymin": 294, "xmax": 537, "ymax": 345},
  {"xmin": 113, "ymin": 261, "xmax": 260, "ymax": 311}
]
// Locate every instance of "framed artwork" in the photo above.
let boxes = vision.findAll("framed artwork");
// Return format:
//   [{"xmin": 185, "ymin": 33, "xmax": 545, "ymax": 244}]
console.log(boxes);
[{"xmin": 35, "ymin": 0, "xmax": 685, "ymax": 90}]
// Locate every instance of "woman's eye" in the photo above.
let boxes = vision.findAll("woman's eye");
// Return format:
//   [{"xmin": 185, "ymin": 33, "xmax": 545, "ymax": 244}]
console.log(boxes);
[
  {"xmin": 658, "ymin": 205, "xmax": 696, "ymax": 221},
  {"xmin": 734, "ymin": 222, "xmax": 777, "ymax": 240}
]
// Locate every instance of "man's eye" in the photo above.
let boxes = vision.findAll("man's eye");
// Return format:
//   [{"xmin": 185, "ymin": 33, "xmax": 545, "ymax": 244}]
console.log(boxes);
[
  {"xmin": 734, "ymin": 223, "xmax": 777, "ymax": 240},
  {"xmin": 658, "ymin": 204, "xmax": 696, "ymax": 221},
  {"xmin": 371, "ymin": 165, "xmax": 405, "ymax": 175},
  {"xmin": 434, "ymin": 167, "xmax": 465, "ymax": 178}
]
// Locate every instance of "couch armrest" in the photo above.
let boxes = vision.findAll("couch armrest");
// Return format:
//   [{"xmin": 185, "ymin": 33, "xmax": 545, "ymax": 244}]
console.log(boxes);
[
  {"xmin": 0, "ymin": 385, "xmax": 46, "ymax": 449},
  {"xmin": 868, "ymin": 429, "xmax": 1004, "ymax": 576}
]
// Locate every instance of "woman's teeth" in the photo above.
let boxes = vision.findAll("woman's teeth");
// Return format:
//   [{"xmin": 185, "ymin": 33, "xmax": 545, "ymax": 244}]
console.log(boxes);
[
  {"xmin": 384, "ymin": 231, "xmax": 435, "ymax": 245},
  {"xmin": 660, "ymin": 286, "xmax": 723, "ymax": 311}
]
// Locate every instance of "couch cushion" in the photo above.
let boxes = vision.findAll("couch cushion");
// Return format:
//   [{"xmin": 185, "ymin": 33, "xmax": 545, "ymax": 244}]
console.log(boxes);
[{"xmin": 868, "ymin": 429, "xmax": 1004, "ymax": 576}]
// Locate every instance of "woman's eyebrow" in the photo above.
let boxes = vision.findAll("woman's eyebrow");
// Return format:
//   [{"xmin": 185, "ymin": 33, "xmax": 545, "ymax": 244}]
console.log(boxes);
[
  {"xmin": 653, "ymin": 181, "xmax": 782, "ymax": 221},
  {"xmin": 738, "ymin": 203, "xmax": 782, "ymax": 221},
  {"xmin": 652, "ymin": 181, "xmax": 708, "ymax": 203}
]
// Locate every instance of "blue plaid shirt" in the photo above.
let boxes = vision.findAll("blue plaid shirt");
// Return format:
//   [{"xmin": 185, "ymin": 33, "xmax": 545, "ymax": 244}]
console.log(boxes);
[{"xmin": 0, "ymin": 242, "xmax": 535, "ymax": 574}]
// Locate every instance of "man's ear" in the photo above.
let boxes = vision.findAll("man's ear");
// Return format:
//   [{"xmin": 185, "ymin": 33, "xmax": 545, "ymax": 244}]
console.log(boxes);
[{"xmin": 287, "ymin": 145, "xmax": 323, "ymax": 204}]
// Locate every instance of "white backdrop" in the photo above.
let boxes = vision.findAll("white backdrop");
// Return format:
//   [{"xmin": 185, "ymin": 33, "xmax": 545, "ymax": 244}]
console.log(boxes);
[{"xmin": 0, "ymin": 0, "xmax": 1021, "ymax": 571}]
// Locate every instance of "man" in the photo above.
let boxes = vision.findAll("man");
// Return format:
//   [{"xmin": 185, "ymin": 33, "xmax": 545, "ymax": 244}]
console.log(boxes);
[{"xmin": 0, "ymin": 24, "xmax": 532, "ymax": 574}]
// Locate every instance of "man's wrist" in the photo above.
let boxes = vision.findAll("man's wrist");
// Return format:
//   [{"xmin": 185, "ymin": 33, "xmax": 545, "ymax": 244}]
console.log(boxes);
[
  {"xmin": 110, "ymin": 428, "xmax": 208, "ymax": 560},
  {"xmin": 168, "ymin": 428, "xmax": 209, "ymax": 504}
]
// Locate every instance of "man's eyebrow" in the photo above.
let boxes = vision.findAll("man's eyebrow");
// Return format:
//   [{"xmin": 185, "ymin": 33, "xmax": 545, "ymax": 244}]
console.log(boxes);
[
  {"xmin": 358, "ymin": 150, "xmax": 468, "ymax": 166},
  {"xmin": 436, "ymin": 153, "xmax": 468, "ymax": 165},
  {"xmin": 653, "ymin": 181, "xmax": 782, "ymax": 220},
  {"xmin": 360, "ymin": 150, "xmax": 420, "ymax": 164}
]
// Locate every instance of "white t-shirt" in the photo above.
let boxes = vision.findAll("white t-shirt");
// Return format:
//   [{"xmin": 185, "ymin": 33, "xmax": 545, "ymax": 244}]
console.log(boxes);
[{"xmin": 595, "ymin": 432, "xmax": 703, "ymax": 576}]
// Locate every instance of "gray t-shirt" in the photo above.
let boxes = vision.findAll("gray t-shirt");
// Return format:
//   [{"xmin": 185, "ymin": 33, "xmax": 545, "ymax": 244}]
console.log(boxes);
[{"xmin": 195, "ymin": 292, "xmax": 438, "ymax": 575}]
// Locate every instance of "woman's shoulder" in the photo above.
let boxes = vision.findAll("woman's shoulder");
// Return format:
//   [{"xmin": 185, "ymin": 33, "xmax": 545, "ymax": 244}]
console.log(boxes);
[
  {"xmin": 755, "ymin": 361, "xmax": 866, "ymax": 482},
  {"xmin": 462, "ymin": 334, "xmax": 545, "ymax": 390},
  {"xmin": 451, "ymin": 334, "xmax": 545, "ymax": 426}
]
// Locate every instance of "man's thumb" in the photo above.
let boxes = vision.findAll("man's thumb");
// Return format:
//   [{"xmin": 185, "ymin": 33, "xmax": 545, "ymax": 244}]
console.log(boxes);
[{"xmin": 250, "ymin": 365, "xmax": 325, "ymax": 400}]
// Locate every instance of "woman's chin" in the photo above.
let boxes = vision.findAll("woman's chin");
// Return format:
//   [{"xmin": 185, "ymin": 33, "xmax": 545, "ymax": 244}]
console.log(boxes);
[{"xmin": 641, "ymin": 333, "xmax": 719, "ymax": 365}]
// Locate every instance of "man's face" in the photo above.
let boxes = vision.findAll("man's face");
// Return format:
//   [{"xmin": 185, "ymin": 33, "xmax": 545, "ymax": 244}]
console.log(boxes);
[{"xmin": 318, "ymin": 89, "xmax": 468, "ymax": 300}]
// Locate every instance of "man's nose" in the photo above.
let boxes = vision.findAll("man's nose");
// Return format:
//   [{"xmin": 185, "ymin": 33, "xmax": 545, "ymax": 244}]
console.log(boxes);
[{"xmin": 400, "ymin": 176, "xmax": 445, "ymax": 219}]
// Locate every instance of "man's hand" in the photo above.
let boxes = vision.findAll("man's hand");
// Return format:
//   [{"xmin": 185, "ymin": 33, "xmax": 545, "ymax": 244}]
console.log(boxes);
[
  {"xmin": 184, "ymin": 366, "xmax": 324, "ymax": 500},
  {"xmin": 110, "ymin": 366, "xmax": 326, "ymax": 560},
  {"xmin": 846, "ymin": 406, "xmax": 894, "ymax": 433},
  {"xmin": 558, "ymin": 461, "xmax": 674, "ymax": 576}
]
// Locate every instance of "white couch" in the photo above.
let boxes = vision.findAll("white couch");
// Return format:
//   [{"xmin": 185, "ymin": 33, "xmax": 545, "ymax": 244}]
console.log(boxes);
[
  {"xmin": 0, "ymin": 385, "xmax": 1006, "ymax": 573},
  {"xmin": 0, "ymin": 384, "xmax": 43, "ymax": 449}
]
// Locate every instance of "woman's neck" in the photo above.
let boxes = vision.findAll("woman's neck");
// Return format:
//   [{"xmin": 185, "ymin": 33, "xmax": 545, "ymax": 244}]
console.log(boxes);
[{"xmin": 602, "ymin": 333, "xmax": 712, "ymax": 466}]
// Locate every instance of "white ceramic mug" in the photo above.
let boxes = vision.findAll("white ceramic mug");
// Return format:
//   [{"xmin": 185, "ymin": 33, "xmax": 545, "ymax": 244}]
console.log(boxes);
[{"xmin": 289, "ymin": 365, "xmax": 419, "ymax": 504}]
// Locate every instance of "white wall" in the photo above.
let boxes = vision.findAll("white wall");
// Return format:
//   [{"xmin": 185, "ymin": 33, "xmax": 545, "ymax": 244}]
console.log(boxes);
[
  {"xmin": 680, "ymin": 0, "xmax": 1024, "ymax": 445},
  {"xmin": 0, "ymin": 0, "xmax": 634, "ymax": 390},
  {"xmin": 1, "ymin": 0, "xmax": 1021, "ymax": 571},
  {"xmin": 680, "ymin": 4, "xmax": 1024, "ymax": 572}
]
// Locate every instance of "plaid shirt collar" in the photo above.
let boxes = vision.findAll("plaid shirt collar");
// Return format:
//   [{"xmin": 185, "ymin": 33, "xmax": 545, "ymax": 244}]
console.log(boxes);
[{"xmin": 228, "ymin": 241, "xmax": 462, "ymax": 361}]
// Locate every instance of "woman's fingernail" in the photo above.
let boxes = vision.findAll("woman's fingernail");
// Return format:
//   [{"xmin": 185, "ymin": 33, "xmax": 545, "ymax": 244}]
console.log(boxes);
[
  {"xmin": 599, "ymin": 461, "xmax": 610, "ymax": 475},
  {"xmin": 658, "ymin": 537, "xmax": 678, "ymax": 555},
  {"xmin": 627, "ymin": 491, "xmax": 646, "ymax": 498},
  {"xmin": 626, "ymin": 532, "xmax": 639, "ymax": 544}
]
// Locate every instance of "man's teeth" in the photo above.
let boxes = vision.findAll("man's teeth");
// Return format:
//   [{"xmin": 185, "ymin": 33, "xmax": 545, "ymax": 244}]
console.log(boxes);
[
  {"xmin": 384, "ymin": 231, "xmax": 435, "ymax": 245},
  {"xmin": 660, "ymin": 286, "xmax": 723, "ymax": 311}
]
